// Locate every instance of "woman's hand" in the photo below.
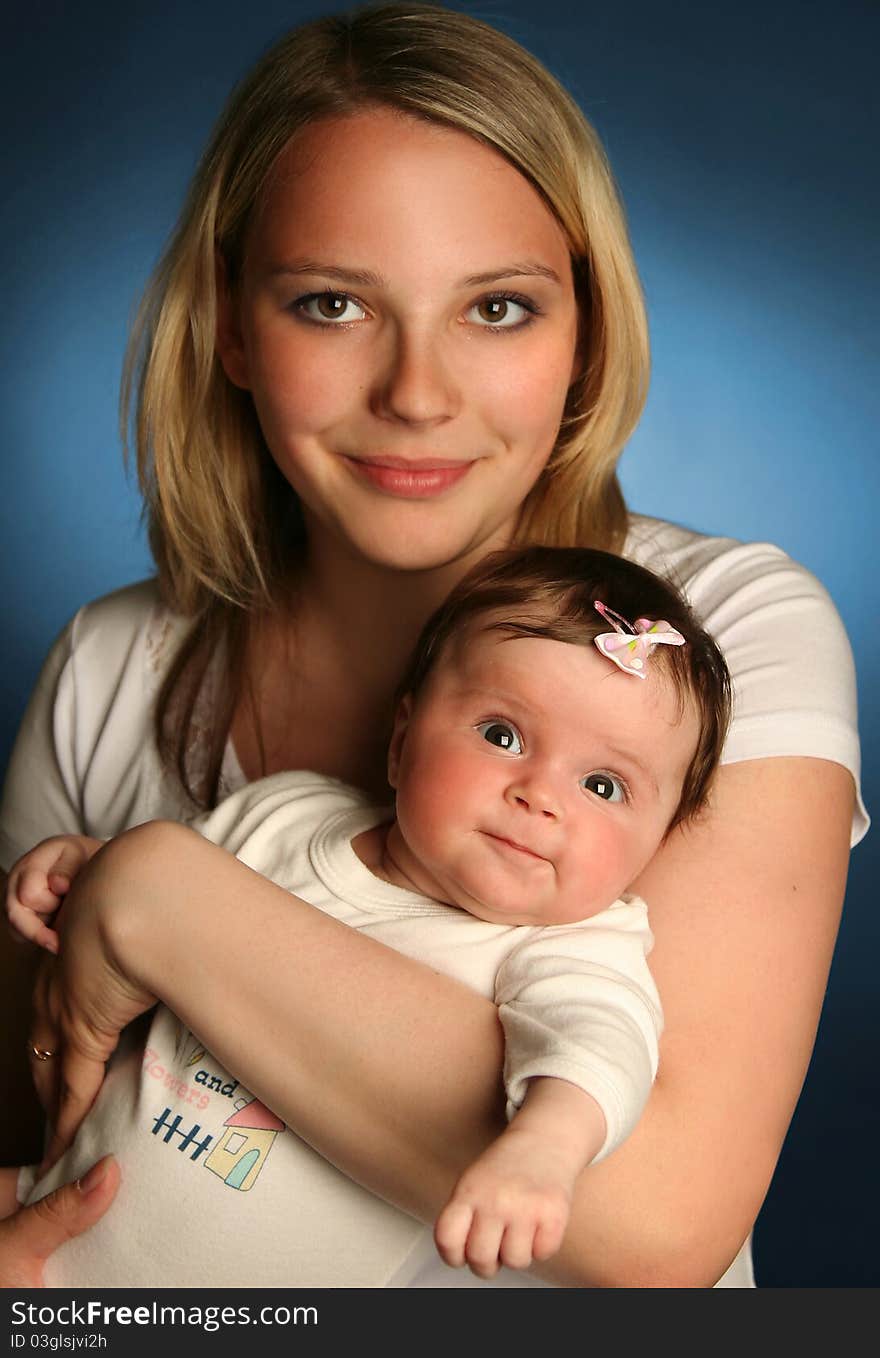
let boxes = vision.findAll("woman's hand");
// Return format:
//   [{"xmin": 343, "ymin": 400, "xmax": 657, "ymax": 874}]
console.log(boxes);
[
  {"xmin": 28, "ymin": 955, "xmax": 65, "ymax": 1119},
  {"xmin": 30, "ymin": 842, "xmax": 159, "ymax": 1170},
  {"xmin": 0, "ymin": 1156, "xmax": 119, "ymax": 1288}
]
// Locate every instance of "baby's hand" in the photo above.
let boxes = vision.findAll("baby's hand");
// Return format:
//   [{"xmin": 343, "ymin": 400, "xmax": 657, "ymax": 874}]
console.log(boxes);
[
  {"xmin": 434, "ymin": 1127, "xmax": 576, "ymax": 1278},
  {"xmin": 6, "ymin": 835, "xmax": 102, "ymax": 954}
]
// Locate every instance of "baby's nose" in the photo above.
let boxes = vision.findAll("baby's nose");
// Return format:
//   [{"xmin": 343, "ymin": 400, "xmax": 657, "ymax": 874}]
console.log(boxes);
[{"xmin": 506, "ymin": 776, "xmax": 562, "ymax": 819}]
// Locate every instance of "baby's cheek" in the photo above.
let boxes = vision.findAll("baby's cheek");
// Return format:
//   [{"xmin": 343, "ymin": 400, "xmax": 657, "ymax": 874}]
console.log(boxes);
[
  {"xmin": 568, "ymin": 830, "xmax": 633, "ymax": 913},
  {"xmin": 398, "ymin": 751, "xmax": 473, "ymax": 857}
]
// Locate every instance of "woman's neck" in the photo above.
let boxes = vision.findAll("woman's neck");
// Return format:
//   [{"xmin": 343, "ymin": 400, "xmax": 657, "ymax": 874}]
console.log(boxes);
[
  {"xmin": 295, "ymin": 530, "xmax": 494, "ymax": 694},
  {"xmin": 233, "ymin": 529, "xmax": 501, "ymax": 796}
]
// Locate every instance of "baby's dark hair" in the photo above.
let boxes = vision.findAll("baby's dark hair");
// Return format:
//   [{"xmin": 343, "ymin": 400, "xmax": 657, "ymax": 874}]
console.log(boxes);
[{"xmin": 399, "ymin": 547, "xmax": 732, "ymax": 832}]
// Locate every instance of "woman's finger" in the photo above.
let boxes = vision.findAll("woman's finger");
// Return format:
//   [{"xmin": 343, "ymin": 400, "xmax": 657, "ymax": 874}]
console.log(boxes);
[
  {"xmin": 42, "ymin": 1051, "xmax": 111, "ymax": 1173},
  {"xmin": 0, "ymin": 1157, "xmax": 119, "ymax": 1288},
  {"xmin": 29, "ymin": 959, "xmax": 62, "ymax": 1116}
]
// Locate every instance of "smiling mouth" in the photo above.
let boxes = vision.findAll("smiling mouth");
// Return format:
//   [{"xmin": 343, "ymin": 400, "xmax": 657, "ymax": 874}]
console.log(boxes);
[{"xmin": 342, "ymin": 454, "xmax": 475, "ymax": 499}]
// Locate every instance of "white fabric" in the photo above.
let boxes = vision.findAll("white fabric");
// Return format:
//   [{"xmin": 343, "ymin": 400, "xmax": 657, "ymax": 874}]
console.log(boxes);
[
  {"xmin": 22, "ymin": 771, "xmax": 662, "ymax": 1288},
  {"xmin": 1, "ymin": 514, "xmax": 870, "ymax": 1289}
]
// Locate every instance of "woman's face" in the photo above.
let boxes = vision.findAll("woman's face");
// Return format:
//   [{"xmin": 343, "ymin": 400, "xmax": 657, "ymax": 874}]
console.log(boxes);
[{"xmin": 218, "ymin": 108, "xmax": 581, "ymax": 574}]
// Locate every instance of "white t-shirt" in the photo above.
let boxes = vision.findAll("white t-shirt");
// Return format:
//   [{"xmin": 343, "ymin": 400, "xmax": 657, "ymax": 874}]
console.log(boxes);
[
  {"xmin": 1, "ymin": 514, "xmax": 870, "ymax": 1289},
  {"xmin": 22, "ymin": 771, "xmax": 663, "ymax": 1289}
]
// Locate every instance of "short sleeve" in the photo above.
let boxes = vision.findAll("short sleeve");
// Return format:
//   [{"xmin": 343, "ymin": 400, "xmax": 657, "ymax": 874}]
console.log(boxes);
[
  {"xmin": 0, "ymin": 581, "xmax": 189, "ymax": 872},
  {"xmin": 0, "ymin": 618, "xmax": 83, "ymax": 871},
  {"xmin": 626, "ymin": 517, "xmax": 869, "ymax": 846},
  {"xmin": 494, "ymin": 897, "xmax": 663, "ymax": 1162}
]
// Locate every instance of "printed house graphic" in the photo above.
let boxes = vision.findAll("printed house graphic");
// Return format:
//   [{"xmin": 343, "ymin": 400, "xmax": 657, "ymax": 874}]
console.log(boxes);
[{"xmin": 204, "ymin": 1099, "xmax": 285, "ymax": 1191}]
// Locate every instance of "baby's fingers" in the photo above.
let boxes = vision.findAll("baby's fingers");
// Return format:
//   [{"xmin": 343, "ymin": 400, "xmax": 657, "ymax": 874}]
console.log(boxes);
[
  {"xmin": 462, "ymin": 1211, "xmax": 505, "ymax": 1279},
  {"xmin": 46, "ymin": 837, "xmax": 93, "ymax": 885},
  {"xmin": 7, "ymin": 898, "xmax": 59, "ymax": 954},
  {"xmin": 434, "ymin": 1200, "xmax": 474, "ymax": 1268},
  {"xmin": 15, "ymin": 866, "xmax": 65, "ymax": 913},
  {"xmin": 499, "ymin": 1218, "xmax": 540, "ymax": 1271},
  {"xmin": 531, "ymin": 1206, "xmax": 569, "ymax": 1263}
]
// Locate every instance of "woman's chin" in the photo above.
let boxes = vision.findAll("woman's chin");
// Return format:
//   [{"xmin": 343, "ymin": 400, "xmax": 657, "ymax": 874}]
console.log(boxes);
[{"xmin": 338, "ymin": 525, "xmax": 498, "ymax": 577}]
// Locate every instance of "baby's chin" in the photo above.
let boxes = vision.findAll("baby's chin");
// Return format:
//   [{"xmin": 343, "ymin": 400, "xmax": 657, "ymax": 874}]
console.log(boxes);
[
  {"xmin": 447, "ymin": 889, "xmax": 590, "ymax": 929},
  {"xmin": 449, "ymin": 883, "xmax": 616, "ymax": 928}
]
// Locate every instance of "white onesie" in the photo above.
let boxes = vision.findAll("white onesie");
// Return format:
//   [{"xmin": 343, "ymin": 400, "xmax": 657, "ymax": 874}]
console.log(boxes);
[{"xmin": 22, "ymin": 770, "xmax": 662, "ymax": 1289}]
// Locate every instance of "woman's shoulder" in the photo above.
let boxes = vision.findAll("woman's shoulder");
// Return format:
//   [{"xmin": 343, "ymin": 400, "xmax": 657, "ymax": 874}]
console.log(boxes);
[
  {"xmin": 67, "ymin": 577, "xmax": 188, "ymax": 670},
  {"xmin": 627, "ymin": 515, "xmax": 868, "ymax": 844},
  {"xmin": 58, "ymin": 575, "xmax": 194, "ymax": 706},
  {"xmin": 0, "ymin": 581, "xmax": 193, "ymax": 863},
  {"xmin": 624, "ymin": 512, "xmax": 843, "ymax": 630},
  {"xmin": 626, "ymin": 512, "xmax": 813, "ymax": 588}
]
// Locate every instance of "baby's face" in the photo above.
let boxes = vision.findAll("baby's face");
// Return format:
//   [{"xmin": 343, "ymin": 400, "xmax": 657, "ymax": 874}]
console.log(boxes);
[{"xmin": 386, "ymin": 628, "xmax": 701, "ymax": 925}]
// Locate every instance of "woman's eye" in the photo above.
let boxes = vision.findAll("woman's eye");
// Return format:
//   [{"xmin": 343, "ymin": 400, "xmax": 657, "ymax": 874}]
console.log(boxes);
[
  {"xmin": 581, "ymin": 771, "xmax": 627, "ymax": 803},
  {"xmin": 295, "ymin": 292, "xmax": 367, "ymax": 325},
  {"xmin": 466, "ymin": 295, "xmax": 535, "ymax": 329},
  {"xmin": 476, "ymin": 721, "xmax": 523, "ymax": 753}
]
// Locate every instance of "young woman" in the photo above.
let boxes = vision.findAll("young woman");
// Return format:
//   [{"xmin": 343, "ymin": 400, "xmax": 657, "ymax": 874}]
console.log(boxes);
[{"xmin": 0, "ymin": 3, "xmax": 864, "ymax": 1287}]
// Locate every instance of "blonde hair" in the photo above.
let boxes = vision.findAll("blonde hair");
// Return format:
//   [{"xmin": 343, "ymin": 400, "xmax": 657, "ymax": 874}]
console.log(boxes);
[{"xmin": 123, "ymin": 1, "xmax": 650, "ymax": 805}]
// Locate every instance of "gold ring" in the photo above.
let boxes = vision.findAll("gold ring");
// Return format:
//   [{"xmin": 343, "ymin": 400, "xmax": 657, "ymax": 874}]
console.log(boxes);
[{"xmin": 29, "ymin": 1042, "xmax": 55, "ymax": 1062}]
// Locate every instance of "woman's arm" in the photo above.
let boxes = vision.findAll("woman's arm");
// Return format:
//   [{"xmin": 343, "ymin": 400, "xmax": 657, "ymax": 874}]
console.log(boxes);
[
  {"xmin": 49, "ymin": 754, "xmax": 852, "ymax": 1286},
  {"xmin": 47, "ymin": 826, "xmax": 508, "ymax": 1198},
  {"xmin": 553, "ymin": 755, "xmax": 852, "ymax": 1285}
]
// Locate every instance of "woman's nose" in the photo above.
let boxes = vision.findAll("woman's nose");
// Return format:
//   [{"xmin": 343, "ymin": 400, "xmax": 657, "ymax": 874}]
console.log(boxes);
[
  {"xmin": 505, "ymin": 774, "xmax": 562, "ymax": 820},
  {"xmin": 370, "ymin": 327, "xmax": 459, "ymax": 425}
]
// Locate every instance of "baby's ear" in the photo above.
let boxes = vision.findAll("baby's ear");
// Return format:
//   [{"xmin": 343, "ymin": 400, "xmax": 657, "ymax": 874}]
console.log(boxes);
[{"xmin": 387, "ymin": 694, "xmax": 413, "ymax": 790}]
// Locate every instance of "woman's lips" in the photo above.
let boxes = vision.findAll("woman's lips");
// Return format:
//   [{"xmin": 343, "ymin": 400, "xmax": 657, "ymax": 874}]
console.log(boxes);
[{"xmin": 343, "ymin": 455, "xmax": 474, "ymax": 498}]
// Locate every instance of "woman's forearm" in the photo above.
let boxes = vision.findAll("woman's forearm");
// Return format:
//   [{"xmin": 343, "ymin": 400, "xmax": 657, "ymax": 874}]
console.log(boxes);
[
  {"xmin": 85, "ymin": 754, "xmax": 851, "ymax": 1288},
  {"xmin": 550, "ymin": 756, "xmax": 853, "ymax": 1288},
  {"xmin": 94, "ymin": 822, "xmax": 507, "ymax": 1218}
]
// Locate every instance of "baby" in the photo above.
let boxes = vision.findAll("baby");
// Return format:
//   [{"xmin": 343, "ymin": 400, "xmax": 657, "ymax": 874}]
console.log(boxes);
[{"xmin": 7, "ymin": 546, "xmax": 730, "ymax": 1287}]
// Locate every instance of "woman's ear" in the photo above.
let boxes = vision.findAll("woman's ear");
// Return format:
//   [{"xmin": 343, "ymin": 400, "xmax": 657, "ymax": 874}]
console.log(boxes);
[
  {"xmin": 215, "ymin": 252, "xmax": 251, "ymax": 390},
  {"xmin": 387, "ymin": 694, "xmax": 413, "ymax": 790}
]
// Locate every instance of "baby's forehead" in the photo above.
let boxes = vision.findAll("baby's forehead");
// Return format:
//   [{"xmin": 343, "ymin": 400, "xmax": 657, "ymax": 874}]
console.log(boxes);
[
  {"xmin": 422, "ymin": 619, "xmax": 694, "ymax": 728},
  {"xmin": 426, "ymin": 623, "xmax": 604, "ymax": 701},
  {"xmin": 428, "ymin": 621, "xmax": 553, "ymax": 684}
]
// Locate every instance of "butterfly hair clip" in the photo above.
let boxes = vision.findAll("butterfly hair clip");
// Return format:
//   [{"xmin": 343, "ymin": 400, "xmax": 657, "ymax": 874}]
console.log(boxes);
[{"xmin": 592, "ymin": 601, "xmax": 686, "ymax": 679}]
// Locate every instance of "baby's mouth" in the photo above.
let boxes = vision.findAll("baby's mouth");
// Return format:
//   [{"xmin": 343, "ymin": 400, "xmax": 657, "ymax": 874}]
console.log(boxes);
[{"xmin": 481, "ymin": 831, "xmax": 550, "ymax": 863}]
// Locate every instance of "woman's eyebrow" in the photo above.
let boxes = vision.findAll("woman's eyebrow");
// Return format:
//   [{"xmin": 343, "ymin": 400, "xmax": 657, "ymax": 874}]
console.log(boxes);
[
  {"xmin": 270, "ymin": 260, "xmax": 384, "ymax": 287},
  {"xmin": 269, "ymin": 259, "xmax": 562, "ymax": 288},
  {"xmin": 459, "ymin": 262, "xmax": 562, "ymax": 287}
]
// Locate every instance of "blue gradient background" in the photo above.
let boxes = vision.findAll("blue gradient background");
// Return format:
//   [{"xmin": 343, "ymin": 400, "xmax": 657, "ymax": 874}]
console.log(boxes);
[{"xmin": 2, "ymin": 1, "xmax": 876, "ymax": 1284}]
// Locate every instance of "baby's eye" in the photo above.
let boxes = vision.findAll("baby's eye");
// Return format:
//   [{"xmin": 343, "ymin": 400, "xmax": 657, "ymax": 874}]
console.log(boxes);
[
  {"xmin": 476, "ymin": 721, "xmax": 523, "ymax": 753},
  {"xmin": 581, "ymin": 771, "xmax": 627, "ymax": 803},
  {"xmin": 465, "ymin": 295, "xmax": 536, "ymax": 329},
  {"xmin": 295, "ymin": 292, "xmax": 367, "ymax": 325}
]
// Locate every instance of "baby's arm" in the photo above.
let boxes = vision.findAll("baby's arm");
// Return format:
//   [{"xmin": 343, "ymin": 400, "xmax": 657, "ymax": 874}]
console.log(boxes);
[
  {"xmin": 6, "ymin": 835, "xmax": 104, "ymax": 953},
  {"xmin": 438, "ymin": 902, "xmax": 663, "ymax": 1278},
  {"xmin": 434, "ymin": 1077, "xmax": 605, "ymax": 1277}
]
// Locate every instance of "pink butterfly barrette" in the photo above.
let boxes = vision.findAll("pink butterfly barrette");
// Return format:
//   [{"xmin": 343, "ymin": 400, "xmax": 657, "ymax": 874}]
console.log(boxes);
[{"xmin": 593, "ymin": 601, "xmax": 686, "ymax": 679}]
